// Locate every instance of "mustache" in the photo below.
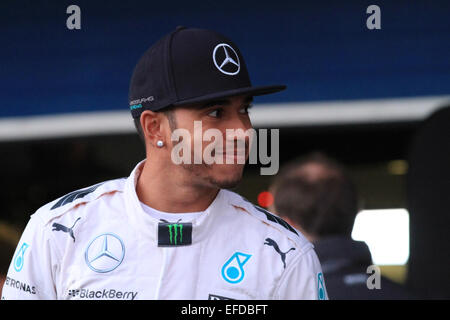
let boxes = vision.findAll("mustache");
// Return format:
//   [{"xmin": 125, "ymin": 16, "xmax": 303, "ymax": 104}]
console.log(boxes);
[{"xmin": 215, "ymin": 140, "xmax": 249, "ymax": 154}]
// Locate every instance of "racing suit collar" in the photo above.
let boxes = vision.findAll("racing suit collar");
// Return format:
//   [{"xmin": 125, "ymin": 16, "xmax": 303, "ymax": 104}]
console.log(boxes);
[{"xmin": 124, "ymin": 159, "xmax": 225, "ymax": 246}]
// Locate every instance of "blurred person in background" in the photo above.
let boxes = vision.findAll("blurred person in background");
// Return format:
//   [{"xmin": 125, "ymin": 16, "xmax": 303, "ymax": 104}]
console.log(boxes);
[{"xmin": 269, "ymin": 152, "xmax": 416, "ymax": 299}]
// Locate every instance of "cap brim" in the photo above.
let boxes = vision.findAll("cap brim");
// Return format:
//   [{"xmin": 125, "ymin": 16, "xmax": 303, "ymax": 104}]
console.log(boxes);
[{"xmin": 172, "ymin": 85, "xmax": 286, "ymax": 107}]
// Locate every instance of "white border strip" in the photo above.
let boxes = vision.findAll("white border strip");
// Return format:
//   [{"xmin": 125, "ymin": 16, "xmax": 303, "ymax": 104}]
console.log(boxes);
[
  {"xmin": 0, "ymin": 112, "xmax": 133, "ymax": 141},
  {"xmin": 254, "ymin": 95, "xmax": 450, "ymax": 127},
  {"xmin": 0, "ymin": 95, "xmax": 449, "ymax": 141}
]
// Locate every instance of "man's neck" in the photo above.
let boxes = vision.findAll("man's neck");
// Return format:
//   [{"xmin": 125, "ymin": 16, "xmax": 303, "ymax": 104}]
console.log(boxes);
[{"xmin": 136, "ymin": 159, "xmax": 219, "ymax": 213}]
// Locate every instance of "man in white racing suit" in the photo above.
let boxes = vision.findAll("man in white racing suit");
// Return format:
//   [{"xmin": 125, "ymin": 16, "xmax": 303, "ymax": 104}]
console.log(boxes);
[{"xmin": 2, "ymin": 27, "xmax": 327, "ymax": 300}]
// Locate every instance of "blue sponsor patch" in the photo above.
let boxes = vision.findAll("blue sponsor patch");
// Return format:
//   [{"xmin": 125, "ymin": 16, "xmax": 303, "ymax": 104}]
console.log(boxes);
[
  {"xmin": 318, "ymin": 272, "xmax": 326, "ymax": 300},
  {"xmin": 221, "ymin": 252, "xmax": 251, "ymax": 284},
  {"xmin": 14, "ymin": 243, "xmax": 30, "ymax": 272}
]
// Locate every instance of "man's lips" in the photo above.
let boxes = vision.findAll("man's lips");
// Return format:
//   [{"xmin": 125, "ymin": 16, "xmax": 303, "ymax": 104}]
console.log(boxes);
[
  {"xmin": 213, "ymin": 149, "xmax": 248, "ymax": 163},
  {"xmin": 215, "ymin": 149, "xmax": 247, "ymax": 156}
]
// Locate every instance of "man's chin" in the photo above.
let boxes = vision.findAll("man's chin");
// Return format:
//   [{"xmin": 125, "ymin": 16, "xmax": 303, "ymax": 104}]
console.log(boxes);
[
  {"xmin": 180, "ymin": 162, "xmax": 245, "ymax": 189},
  {"xmin": 210, "ymin": 177, "xmax": 242, "ymax": 189},
  {"xmin": 208, "ymin": 166, "xmax": 244, "ymax": 189}
]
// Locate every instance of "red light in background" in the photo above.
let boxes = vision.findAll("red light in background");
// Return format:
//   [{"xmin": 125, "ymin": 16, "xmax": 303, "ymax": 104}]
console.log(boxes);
[{"xmin": 257, "ymin": 191, "xmax": 274, "ymax": 208}]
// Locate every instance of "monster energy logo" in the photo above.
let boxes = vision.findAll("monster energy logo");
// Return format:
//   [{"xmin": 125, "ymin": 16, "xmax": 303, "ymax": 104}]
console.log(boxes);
[
  {"xmin": 168, "ymin": 224, "xmax": 183, "ymax": 245},
  {"xmin": 158, "ymin": 221, "xmax": 192, "ymax": 247}
]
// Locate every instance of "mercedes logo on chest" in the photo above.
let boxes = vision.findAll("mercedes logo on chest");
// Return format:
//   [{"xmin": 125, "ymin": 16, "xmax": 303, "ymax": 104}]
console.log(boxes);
[
  {"xmin": 85, "ymin": 233, "xmax": 125, "ymax": 273},
  {"xmin": 212, "ymin": 43, "xmax": 240, "ymax": 76}
]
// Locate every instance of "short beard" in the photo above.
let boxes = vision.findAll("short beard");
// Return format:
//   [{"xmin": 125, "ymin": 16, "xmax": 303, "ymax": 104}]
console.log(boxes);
[
  {"xmin": 180, "ymin": 163, "xmax": 244, "ymax": 189},
  {"xmin": 206, "ymin": 174, "xmax": 243, "ymax": 189}
]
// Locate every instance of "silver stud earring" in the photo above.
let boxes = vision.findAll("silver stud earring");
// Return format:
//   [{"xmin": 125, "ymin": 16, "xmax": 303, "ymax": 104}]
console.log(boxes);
[{"xmin": 156, "ymin": 140, "xmax": 164, "ymax": 148}]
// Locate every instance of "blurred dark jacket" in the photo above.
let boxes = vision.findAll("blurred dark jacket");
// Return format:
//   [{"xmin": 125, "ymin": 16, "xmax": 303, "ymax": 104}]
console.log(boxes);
[{"xmin": 314, "ymin": 236, "xmax": 417, "ymax": 300}]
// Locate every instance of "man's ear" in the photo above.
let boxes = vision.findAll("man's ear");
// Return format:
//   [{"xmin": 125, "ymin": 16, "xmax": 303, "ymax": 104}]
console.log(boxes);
[{"xmin": 140, "ymin": 110, "xmax": 165, "ymax": 147}]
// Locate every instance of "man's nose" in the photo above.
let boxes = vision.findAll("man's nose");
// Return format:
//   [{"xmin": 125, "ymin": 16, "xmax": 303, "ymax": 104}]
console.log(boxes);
[
  {"xmin": 224, "ymin": 116, "xmax": 252, "ymax": 152},
  {"xmin": 226, "ymin": 114, "xmax": 252, "ymax": 137}
]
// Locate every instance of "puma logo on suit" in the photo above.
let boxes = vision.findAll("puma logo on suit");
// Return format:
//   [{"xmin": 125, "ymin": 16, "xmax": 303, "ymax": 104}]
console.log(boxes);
[
  {"xmin": 264, "ymin": 238, "xmax": 295, "ymax": 269},
  {"xmin": 52, "ymin": 217, "xmax": 81, "ymax": 242}
]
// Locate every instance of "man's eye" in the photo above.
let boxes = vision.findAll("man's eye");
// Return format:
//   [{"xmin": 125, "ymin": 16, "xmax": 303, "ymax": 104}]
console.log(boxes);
[
  {"xmin": 208, "ymin": 108, "xmax": 223, "ymax": 118},
  {"xmin": 239, "ymin": 104, "xmax": 252, "ymax": 114}
]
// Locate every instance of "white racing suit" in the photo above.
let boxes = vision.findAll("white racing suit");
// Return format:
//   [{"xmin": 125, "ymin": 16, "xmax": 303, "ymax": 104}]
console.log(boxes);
[{"xmin": 2, "ymin": 161, "xmax": 328, "ymax": 300}]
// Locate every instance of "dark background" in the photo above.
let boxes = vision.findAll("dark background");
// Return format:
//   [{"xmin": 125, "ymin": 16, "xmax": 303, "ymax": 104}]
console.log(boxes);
[{"xmin": 0, "ymin": 0, "xmax": 449, "ymax": 118}]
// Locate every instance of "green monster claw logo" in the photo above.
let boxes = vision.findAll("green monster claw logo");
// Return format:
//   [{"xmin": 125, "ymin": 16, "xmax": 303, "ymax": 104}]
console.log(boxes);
[
  {"xmin": 168, "ymin": 224, "xmax": 183, "ymax": 245},
  {"xmin": 158, "ymin": 221, "xmax": 192, "ymax": 247}
]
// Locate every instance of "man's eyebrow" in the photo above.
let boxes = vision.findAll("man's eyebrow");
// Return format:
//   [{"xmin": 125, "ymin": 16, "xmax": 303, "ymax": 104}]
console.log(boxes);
[
  {"xmin": 199, "ymin": 96, "xmax": 254, "ymax": 109},
  {"xmin": 200, "ymin": 99, "xmax": 230, "ymax": 109}
]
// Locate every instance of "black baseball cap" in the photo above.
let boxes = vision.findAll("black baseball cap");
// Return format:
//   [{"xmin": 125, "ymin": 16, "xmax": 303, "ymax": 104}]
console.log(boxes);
[{"xmin": 128, "ymin": 26, "xmax": 286, "ymax": 118}]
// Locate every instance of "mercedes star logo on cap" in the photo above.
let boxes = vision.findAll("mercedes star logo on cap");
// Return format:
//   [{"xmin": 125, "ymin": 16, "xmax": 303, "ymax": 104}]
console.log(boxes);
[{"xmin": 213, "ymin": 43, "xmax": 240, "ymax": 76}]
